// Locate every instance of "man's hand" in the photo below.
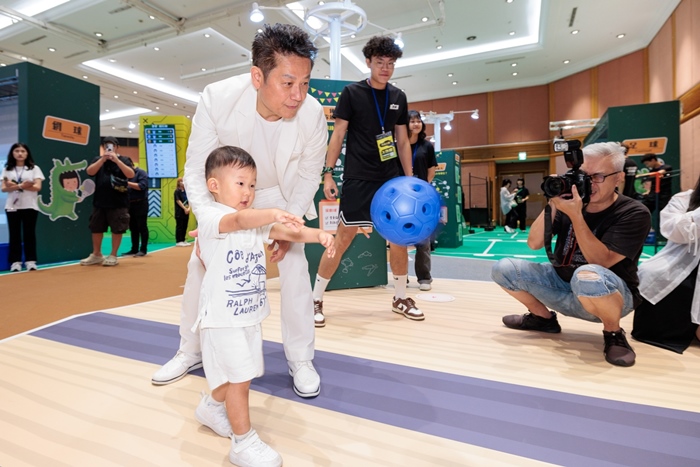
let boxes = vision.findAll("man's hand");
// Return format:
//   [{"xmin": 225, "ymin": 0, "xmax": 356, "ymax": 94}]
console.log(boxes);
[
  {"xmin": 318, "ymin": 231, "xmax": 336, "ymax": 258},
  {"xmin": 268, "ymin": 240, "xmax": 290, "ymax": 263},
  {"xmin": 323, "ymin": 176, "xmax": 339, "ymax": 200},
  {"xmin": 549, "ymin": 185, "xmax": 583, "ymax": 218}
]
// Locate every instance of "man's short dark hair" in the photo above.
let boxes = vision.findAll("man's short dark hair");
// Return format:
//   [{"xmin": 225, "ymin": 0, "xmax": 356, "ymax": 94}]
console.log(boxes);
[
  {"xmin": 251, "ymin": 23, "xmax": 317, "ymax": 79},
  {"xmin": 205, "ymin": 146, "xmax": 256, "ymax": 179},
  {"xmin": 362, "ymin": 35, "xmax": 403, "ymax": 60},
  {"xmin": 102, "ymin": 136, "xmax": 119, "ymax": 147},
  {"xmin": 641, "ymin": 153, "xmax": 657, "ymax": 163}
]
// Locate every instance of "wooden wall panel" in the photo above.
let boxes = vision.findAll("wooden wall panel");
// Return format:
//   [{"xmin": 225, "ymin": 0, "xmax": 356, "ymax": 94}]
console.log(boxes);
[
  {"xmin": 649, "ymin": 18, "xmax": 675, "ymax": 101},
  {"xmin": 675, "ymin": 0, "xmax": 694, "ymax": 96},
  {"xmin": 491, "ymin": 85, "xmax": 550, "ymax": 145},
  {"xmin": 597, "ymin": 50, "xmax": 646, "ymax": 115},
  {"xmin": 455, "ymin": 93, "xmax": 489, "ymax": 147},
  {"xmin": 550, "ymin": 70, "xmax": 593, "ymax": 122}
]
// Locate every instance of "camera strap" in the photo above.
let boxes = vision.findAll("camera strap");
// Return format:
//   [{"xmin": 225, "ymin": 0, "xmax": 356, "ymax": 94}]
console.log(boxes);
[{"xmin": 543, "ymin": 204, "xmax": 562, "ymax": 267}]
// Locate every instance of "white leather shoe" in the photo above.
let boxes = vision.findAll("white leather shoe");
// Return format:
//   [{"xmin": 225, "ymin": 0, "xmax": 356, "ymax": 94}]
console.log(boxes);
[
  {"xmin": 195, "ymin": 392, "xmax": 232, "ymax": 438},
  {"xmin": 288, "ymin": 360, "xmax": 320, "ymax": 398},
  {"xmin": 151, "ymin": 352, "xmax": 202, "ymax": 385}
]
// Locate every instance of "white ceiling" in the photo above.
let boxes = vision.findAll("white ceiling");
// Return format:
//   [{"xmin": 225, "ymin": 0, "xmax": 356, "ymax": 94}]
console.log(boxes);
[{"xmin": 0, "ymin": 0, "xmax": 682, "ymax": 137}]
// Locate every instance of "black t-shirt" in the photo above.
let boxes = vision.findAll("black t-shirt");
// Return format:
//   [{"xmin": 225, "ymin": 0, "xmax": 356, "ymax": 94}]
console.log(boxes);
[
  {"xmin": 515, "ymin": 186, "xmax": 529, "ymax": 208},
  {"xmin": 399, "ymin": 139, "xmax": 438, "ymax": 181},
  {"xmin": 333, "ymin": 80, "xmax": 409, "ymax": 182},
  {"xmin": 551, "ymin": 195, "xmax": 651, "ymax": 307},
  {"xmin": 174, "ymin": 188, "xmax": 188, "ymax": 218},
  {"xmin": 622, "ymin": 158, "xmax": 638, "ymax": 197},
  {"xmin": 90, "ymin": 155, "xmax": 133, "ymax": 209},
  {"xmin": 650, "ymin": 164, "xmax": 673, "ymax": 201}
]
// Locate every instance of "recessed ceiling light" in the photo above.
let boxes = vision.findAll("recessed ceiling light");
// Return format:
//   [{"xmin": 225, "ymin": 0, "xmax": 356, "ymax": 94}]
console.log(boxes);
[
  {"xmin": 21, "ymin": 56, "xmax": 27, "ymax": 60},
  {"xmin": 421, "ymin": 17, "xmax": 429, "ymax": 22},
  {"xmin": 109, "ymin": 59, "xmax": 116, "ymax": 63},
  {"xmin": 506, "ymin": 0, "xmax": 514, "ymax": 3},
  {"xmin": 511, "ymin": 63, "xmax": 517, "ymax": 67},
  {"xmin": 0, "ymin": 63, "xmax": 6, "ymax": 67},
  {"xmin": 154, "ymin": 47, "xmax": 160, "ymax": 51},
  {"xmin": 155, "ymin": 106, "xmax": 160, "ymax": 110},
  {"xmin": 350, "ymin": 34, "xmax": 356, "ymax": 38},
  {"xmin": 114, "ymin": 95, "xmax": 118, "ymax": 99},
  {"xmin": 466, "ymin": 36, "xmax": 476, "ymax": 41},
  {"xmin": 509, "ymin": 31, "xmax": 515, "ymax": 36},
  {"xmin": 204, "ymin": 33, "xmax": 211, "ymax": 38},
  {"xmin": 105, "ymin": 109, "xmax": 110, "ymax": 112},
  {"xmin": 187, "ymin": 115, "xmax": 191, "ymax": 118},
  {"xmin": 201, "ymin": 67, "xmax": 206, "ymax": 71},
  {"xmin": 112, "ymin": 126, "xmax": 115, "ymax": 130},
  {"xmin": 133, "ymin": 91, "xmax": 138, "ymax": 94},
  {"xmin": 324, "ymin": 75, "xmax": 329, "ymax": 79},
  {"xmin": 82, "ymin": 75, "xmax": 88, "ymax": 79},
  {"xmin": 452, "ymin": 81, "xmax": 458, "ymax": 85},
  {"xmin": 436, "ymin": 45, "xmax": 442, "ymax": 50},
  {"xmin": 149, "ymin": 15, "xmax": 155, "ymax": 20},
  {"xmin": 94, "ymin": 32, "xmax": 103, "ymax": 37},
  {"xmin": 563, "ymin": 59, "xmax": 570, "ymax": 64},
  {"xmin": 447, "ymin": 73, "xmax": 453, "ymax": 77},
  {"xmin": 48, "ymin": 47, "xmax": 56, "ymax": 52},
  {"xmin": 257, "ymin": 29, "xmax": 263, "ymax": 33},
  {"xmin": 392, "ymin": 82, "xmax": 397, "ymax": 85},
  {"xmin": 617, "ymin": 33, "xmax": 626, "ymax": 39},
  {"xmin": 159, "ymin": 77, "xmax": 165, "ymax": 80},
  {"xmin": 571, "ymin": 30, "xmax": 579, "ymax": 35},
  {"xmin": 318, "ymin": 1, "xmax": 324, "ymax": 4},
  {"xmin": 512, "ymin": 72, "xmax": 518, "ymax": 76},
  {"xmin": 173, "ymin": 103, "xmax": 178, "ymax": 106}
]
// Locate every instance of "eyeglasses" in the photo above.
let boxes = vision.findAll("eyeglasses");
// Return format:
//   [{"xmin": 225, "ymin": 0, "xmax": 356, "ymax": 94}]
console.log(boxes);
[
  {"xmin": 373, "ymin": 60, "xmax": 395, "ymax": 69},
  {"xmin": 590, "ymin": 171, "xmax": 621, "ymax": 183}
]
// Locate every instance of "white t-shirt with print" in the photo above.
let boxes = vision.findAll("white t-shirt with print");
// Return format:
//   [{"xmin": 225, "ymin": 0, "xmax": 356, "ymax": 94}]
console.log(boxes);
[
  {"xmin": 194, "ymin": 202, "xmax": 274, "ymax": 330},
  {"xmin": 2, "ymin": 166, "xmax": 45, "ymax": 211}
]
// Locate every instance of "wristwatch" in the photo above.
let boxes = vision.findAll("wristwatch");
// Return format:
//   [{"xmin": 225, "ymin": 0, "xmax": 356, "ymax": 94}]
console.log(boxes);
[{"xmin": 321, "ymin": 166, "xmax": 334, "ymax": 175}]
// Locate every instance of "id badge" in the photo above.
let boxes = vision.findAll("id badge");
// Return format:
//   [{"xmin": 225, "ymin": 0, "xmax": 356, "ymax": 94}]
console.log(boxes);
[{"xmin": 376, "ymin": 131, "xmax": 397, "ymax": 162}]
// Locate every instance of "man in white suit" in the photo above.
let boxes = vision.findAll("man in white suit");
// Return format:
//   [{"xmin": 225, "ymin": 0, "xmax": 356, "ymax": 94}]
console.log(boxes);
[{"xmin": 152, "ymin": 24, "xmax": 327, "ymax": 420}]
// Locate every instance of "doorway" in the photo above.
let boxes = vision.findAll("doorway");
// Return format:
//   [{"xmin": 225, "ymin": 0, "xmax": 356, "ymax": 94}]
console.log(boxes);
[{"xmin": 496, "ymin": 161, "xmax": 548, "ymax": 228}]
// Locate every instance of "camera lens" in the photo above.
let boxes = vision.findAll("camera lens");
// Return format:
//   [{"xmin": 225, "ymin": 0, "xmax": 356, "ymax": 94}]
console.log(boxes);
[{"xmin": 542, "ymin": 176, "xmax": 568, "ymax": 198}]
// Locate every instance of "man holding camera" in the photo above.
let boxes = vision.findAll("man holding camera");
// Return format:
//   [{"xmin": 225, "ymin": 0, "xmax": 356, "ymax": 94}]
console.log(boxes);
[
  {"xmin": 491, "ymin": 142, "xmax": 651, "ymax": 367},
  {"xmin": 80, "ymin": 136, "xmax": 135, "ymax": 267}
]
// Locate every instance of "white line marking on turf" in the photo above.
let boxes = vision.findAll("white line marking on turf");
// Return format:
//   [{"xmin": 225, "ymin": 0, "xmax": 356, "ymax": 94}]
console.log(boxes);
[{"xmin": 474, "ymin": 239, "xmax": 498, "ymax": 257}]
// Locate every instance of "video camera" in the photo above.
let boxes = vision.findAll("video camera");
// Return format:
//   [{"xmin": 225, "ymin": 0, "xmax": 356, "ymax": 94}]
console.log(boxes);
[{"xmin": 541, "ymin": 139, "xmax": 591, "ymax": 203}]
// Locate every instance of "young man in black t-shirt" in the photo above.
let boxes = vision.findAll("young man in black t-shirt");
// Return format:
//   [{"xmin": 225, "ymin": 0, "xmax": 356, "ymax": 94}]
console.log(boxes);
[
  {"xmin": 491, "ymin": 142, "xmax": 651, "ymax": 367},
  {"xmin": 312, "ymin": 36, "xmax": 424, "ymax": 326},
  {"xmin": 641, "ymin": 153, "xmax": 673, "ymax": 212}
]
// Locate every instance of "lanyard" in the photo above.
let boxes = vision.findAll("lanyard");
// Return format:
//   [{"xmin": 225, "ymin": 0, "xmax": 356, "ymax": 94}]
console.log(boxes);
[
  {"xmin": 14, "ymin": 166, "xmax": 24, "ymax": 182},
  {"xmin": 367, "ymin": 79, "xmax": 389, "ymax": 132},
  {"xmin": 411, "ymin": 143, "xmax": 418, "ymax": 164}
]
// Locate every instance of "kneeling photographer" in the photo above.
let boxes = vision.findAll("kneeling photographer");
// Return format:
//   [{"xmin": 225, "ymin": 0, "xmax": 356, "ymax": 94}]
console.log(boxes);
[{"xmin": 490, "ymin": 141, "xmax": 651, "ymax": 367}]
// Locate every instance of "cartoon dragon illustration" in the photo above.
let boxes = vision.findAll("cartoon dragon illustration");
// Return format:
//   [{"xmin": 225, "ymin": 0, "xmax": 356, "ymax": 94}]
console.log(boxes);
[{"xmin": 38, "ymin": 157, "xmax": 93, "ymax": 221}]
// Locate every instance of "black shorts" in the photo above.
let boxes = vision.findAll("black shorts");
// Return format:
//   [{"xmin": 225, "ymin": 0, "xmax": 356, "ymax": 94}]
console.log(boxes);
[
  {"xmin": 89, "ymin": 207, "xmax": 130, "ymax": 234},
  {"xmin": 338, "ymin": 178, "xmax": 387, "ymax": 228}
]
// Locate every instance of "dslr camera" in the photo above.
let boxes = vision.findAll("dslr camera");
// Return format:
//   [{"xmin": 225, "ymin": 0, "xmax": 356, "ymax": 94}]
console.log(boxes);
[{"xmin": 541, "ymin": 139, "xmax": 592, "ymax": 203}]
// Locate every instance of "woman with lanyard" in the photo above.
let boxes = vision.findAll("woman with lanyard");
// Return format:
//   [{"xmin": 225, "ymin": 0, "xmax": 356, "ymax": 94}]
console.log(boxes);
[
  {"xmin": 1, "ymin": 143, "xmax": 45, "ymax": 272},
  {"xmin": 405, "ymin": 109, "xmax": 439, "ymax": 290}
]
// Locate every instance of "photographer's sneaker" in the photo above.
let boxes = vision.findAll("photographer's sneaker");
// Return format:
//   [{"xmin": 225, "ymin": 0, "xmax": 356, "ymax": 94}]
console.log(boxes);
[
  {"xmin": 392, "ymin": 296, "xmax": 425, "ymax": 321},
  {"xmin": 603, "ymin": 328, "xmax": 636, "ymax": 367},
  {"xmin": 313, "ymin": 300, "xmax": 325, "ymax": 328},
  {"xmin": 502, "ymin": 311, "xmax": 561, "ymax": 333},
  {"xmin": 151, "ymin": 351, "xmax": 203, "ymax": 385},
  {"xmin": 80, "ymin": 254, "xmax": 103, "ymax": 266},
  {"xmin": 195, "ymin": 393, "xmax": 232, "ymax": 438},
  {"xmin": 288, "ymin": 361, "xmax": 320, "ymax": 398},
  {"xmin": 230, "ymin": 430, "xmax": 282, "ymax": 467},
  {"xmin": 419, "ymin": 282, "xmax": 432, "ymax": 291}
]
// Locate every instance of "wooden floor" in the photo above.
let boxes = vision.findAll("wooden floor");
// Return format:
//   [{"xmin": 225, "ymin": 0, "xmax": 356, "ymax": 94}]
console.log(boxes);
[{"xmin": 1, "ymin": 275, "xmax": 700, "ymax": 466}]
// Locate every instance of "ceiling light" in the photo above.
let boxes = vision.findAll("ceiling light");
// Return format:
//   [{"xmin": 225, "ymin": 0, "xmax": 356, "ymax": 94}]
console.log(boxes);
[
  {"xmin": 112, "ymin": 126, "xmax": 115, "ymax": 130},
  {"xmin": 128, "ymin": 121, "xmax": 136, "ymax": 129},
  {"xmin": 509, "ymin": 31, "xmax": 515, "ymax": 36},
  {"xmin": 324, "ymin": 75, "xmax": 329, "ymax": 79},
  {"xmin": 94, "ymin": 32, "xmax": 102, "ymax": 37},
  {"xmin": 109, "ymin": 59, "xmax": 116, "ymax": 63},
  {"xmin": 394, "ymin": 33, "xmax": 404, "ymax": 49},
  {"xmin": 447, "ymin": 73, "xmax": 453, "ymax": 77},
  {"xmin": 617, "ymin": 33, "xmax": 626, "ymax": 39},
  {"xmin": 159, "ymin": 77, "xmax": 165, "ymax": 80},
  {"xmin": 48, "ymin": 47, "xmax": 56, "ymax": 52},
  {"xmin": 471, "ymin": 110, "xmax": 479, "ymax": 120},
  {"xmin": 506, "ymin": 0, "xmax": 514, "ymax": 3},
  {"xmin": 173, "ymin": 103, "xmax": 178, "ymax": 106},
  {"xmin": 511, "ymin": 63, "xmax": 517, "ymax": 67},
  {"xmin": 257, "ymin": 28, "xmax": 263, "ymax": 33},
  {"xmin": 452, "ymin": 81, "xmax": 458, "ymax": 85},
  {"xmin": 563, "ymin": 59, "xmax": 570, "ymax": 64},
  {"xmin": 105, "ymin": 109, "xmax": 110, "ymax": 112},
  {"xmin": 204, "ymin": 33, "xmax": 210, "ymax": 38},
  {"xmin": 571, "ymin": 30, "xmax": 579, "ymax": 35},
  {"xmin": 21, "ymin": 56, "xmax": 27, "ymax": 60},
  {"xmin": 155, "ymin": 106, "xmax": 160, "ymax": 110},
  {"xmin": 0, "ymin": 63, "xmax": 5, "ymax": 67},
  {"xmin": 351, "ymin": 34, "xmax": 356, "ymax": 38},
  {"xmin": 114, "ymin": 95, "xmax": 118, "ymax": 99},
  {"xmin": 250, "ymin": 2, "xmax": 264, "ymax": 23},
  {"xmin": 444, "ymin": 122, "xmax": 452, "ymax": 131},
  {"xmin": 512, "ymin": 72, "xmax": 518, "ymax": 76},
  {"xmin": 133, "ymin": 91, "xmax": 137, "ymax": 94},
  {"xmin": 436, "ymin": 45, "xmax": 442, "ymax": 50},
  {"xmin": 421, "ymin": 17, "xmax": 428, "ymax": 22},
  {"xmin": 149, "ymin": 15, "xmax": 155, "ymax": 20},
  {"xmin": 154, "ymin": 47, "xmax": 160, "ymax": 51},
  {"xmin": 82, "ymin": 75, "xmax": 88, "ymax": 79},
  {"xmin": 318, "ymin": 1, "xmax": 324, "ymax": 4},
  {"xmin": 201, "ymin": 68, "xmax": 206, "ymax": 71}
]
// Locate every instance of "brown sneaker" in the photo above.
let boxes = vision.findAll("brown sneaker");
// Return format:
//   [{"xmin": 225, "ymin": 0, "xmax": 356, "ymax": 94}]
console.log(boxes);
[
  {"xmin": 313, "ymin": 300, "xmax": 325, "ymax": 328},
  {"xmin": 603, "ymin": 328, "xmax": 636, "ymax": 367},
  {"xmin": 392, "ymin": 296, "xmax": 425, "ymax": 321}
]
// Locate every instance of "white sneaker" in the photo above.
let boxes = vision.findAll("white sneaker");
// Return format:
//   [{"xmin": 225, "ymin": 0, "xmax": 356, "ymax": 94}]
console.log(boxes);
[
  {"xmin": 505, "ymin": 226, "xmax": 514, "ymax": 234},
  {"xmin": 25, "ymin": 261, "xmax": 37, "ymax": 271},
  {"xmin": 195, "ymin": 392, "xmax": 232, "ymax": 438},
  {"xmin": 80, "ymin": 254, "xmax": 103, "ymax": 266},
  {"xmin": 230, "ymin": 430, "xmax": 282, "ymax": 467},
  {"xmin": 288, "ymin": 361, "xmax": 320, "ymax": 398},
  {"xmin": 419, "ymin": 283, "xmax": 432, "ymax": 291},
  {"xmin": 102, "ymin": 255, "xmax": 119, "ymax": 266},
  {"xmin": 151, "ymin": 352, "xmax": 203, "ymax": 385},
  {"xmin": 10, "ymin": 262, "xmax": 22, "ymax": 272}
]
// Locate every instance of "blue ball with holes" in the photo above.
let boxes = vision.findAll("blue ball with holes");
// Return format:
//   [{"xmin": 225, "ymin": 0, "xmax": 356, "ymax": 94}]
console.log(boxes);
[{"xmin": 370, "ymin": 176, "xmax": 441, "ymax": 246}]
